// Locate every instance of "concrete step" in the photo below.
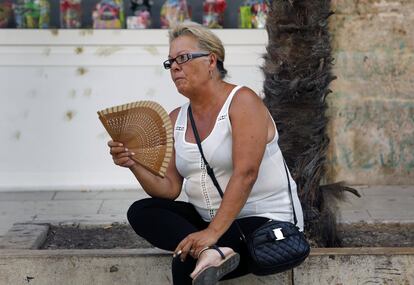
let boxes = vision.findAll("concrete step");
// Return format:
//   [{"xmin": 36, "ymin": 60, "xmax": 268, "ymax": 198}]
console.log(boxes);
[{"xmin": 0, "ymin": 247, "xmax": 413, "ymax": 285}]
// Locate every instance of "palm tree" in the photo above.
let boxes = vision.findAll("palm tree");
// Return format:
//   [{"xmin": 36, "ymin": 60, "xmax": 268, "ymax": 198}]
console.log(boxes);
[{"xmin": 263, "ymin": 0, "xmax": 358, "ymax": 246}]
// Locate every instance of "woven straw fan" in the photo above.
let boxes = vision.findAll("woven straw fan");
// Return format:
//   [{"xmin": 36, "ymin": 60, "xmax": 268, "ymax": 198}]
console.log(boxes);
[{"xmin": 98, "ymin": 101, "xmax": 173, "ymax": 178}]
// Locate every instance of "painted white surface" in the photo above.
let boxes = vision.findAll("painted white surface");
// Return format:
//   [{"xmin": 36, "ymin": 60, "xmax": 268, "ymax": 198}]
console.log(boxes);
[{"xmin": 0, "ymin": 29, "xmax": 267, "ymax": 191}]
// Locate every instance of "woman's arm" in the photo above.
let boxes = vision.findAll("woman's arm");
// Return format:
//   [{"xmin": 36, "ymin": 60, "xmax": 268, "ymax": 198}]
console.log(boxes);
[
  {"xmin": 109, "ymin": 108, "xmax": 183, "ymax": 200},
  {"xmin": 208, "ymin": 87, "xmax": 268, "ymax": 237}
]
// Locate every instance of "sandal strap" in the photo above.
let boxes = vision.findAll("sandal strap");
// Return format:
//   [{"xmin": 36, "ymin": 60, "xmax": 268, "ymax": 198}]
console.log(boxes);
[
  {"xmin": 209, "ymin": 245, "xmax": 225, "ymax": 260},
  {"xmin": 197, "ymin": 245, "xmax": 225, "ymax": 260}
]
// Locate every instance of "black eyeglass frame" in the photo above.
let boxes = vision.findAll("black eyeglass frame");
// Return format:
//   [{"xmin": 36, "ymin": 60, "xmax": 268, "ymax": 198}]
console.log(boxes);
[{"xmin": 163, "ymin": 52, "xmax": 210, "ymax": 70}]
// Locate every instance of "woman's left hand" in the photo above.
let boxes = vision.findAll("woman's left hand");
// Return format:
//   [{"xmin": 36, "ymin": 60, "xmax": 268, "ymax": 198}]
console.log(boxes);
[{"xmin": 174, "ymin": 228, "xmax": 220, "ymax": 261}]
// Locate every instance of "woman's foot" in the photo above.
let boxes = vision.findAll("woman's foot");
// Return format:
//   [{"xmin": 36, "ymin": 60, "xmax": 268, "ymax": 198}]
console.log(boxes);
[{"xmin": 190, "ymin": 246, "xmax": 240, "ymax": 285}]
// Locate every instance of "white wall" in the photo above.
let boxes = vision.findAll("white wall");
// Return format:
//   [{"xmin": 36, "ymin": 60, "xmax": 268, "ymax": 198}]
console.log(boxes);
[{"xmin": 0, "ymin": 29, "xmax": 267, "ymax": 191}]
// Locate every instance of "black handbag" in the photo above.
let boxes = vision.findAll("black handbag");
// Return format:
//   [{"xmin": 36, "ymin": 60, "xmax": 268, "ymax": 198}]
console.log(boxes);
[{"xmin": 188, "ymin": 105, "xmax": 310, "ymax": 276}]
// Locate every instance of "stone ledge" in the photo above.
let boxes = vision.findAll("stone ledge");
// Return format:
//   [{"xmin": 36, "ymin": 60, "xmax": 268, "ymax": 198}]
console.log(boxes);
[
  {"xmin": 295, "ymin": 248, "xmax": 414, "ymax": 285},
  {"xmin": 1, "ymin": 248, "xmax": 413, "ymax": 285},
  {"xmin": 0, "ymin": 249, "xmax": 290, "ymax": 285}
]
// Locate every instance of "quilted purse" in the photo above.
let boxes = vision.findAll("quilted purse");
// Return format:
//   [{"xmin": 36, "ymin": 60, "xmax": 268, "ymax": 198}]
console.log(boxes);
[
  {"xmin": 188, "ymin": 105, "xmax": 310, "ymax": 276},
  {"xmin": 245, "ymin": 161, "xmax": 311, "ymax": 275}
]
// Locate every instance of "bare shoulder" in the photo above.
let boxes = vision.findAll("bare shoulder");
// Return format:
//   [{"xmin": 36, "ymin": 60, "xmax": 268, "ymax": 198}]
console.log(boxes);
[
  {"xmin": 169, "ymin": 107, "xmax": 181, "ymax": 126},
  {"xmin": 229, "ymin": 86, "xmax": 266, "ymax": 116}
]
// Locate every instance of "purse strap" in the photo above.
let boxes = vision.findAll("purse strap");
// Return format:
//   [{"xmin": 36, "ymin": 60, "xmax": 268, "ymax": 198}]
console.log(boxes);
[{"xmin": 188, "ymin": 105, "xmax": 298, "ymax": 237}]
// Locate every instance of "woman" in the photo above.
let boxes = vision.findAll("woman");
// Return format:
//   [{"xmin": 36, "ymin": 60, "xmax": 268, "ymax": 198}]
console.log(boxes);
[{"xmin": 108, "ymin": 22, "xmax": 304, "ymax": 285}]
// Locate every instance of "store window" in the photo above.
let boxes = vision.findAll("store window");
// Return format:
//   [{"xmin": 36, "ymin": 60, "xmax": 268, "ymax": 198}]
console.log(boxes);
[{"xmin": 0, "ymin": 0, "xmax": 269, "ymax": 29}]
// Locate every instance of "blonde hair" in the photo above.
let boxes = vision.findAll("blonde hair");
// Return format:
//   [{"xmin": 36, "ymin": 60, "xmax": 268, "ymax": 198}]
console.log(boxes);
[{"xmin": 169, "ymin": 22, "xmax": 228, "ymax": 79}]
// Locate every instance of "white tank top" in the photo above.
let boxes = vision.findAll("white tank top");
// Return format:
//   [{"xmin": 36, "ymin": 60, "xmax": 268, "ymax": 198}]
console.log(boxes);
[{"xmin": 174, "ymin": 85, "xmax": 304, "ymax": 231}]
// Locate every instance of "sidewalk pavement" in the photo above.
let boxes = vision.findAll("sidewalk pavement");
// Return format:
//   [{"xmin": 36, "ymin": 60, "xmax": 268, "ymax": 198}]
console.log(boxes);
[{"xmin": 1, "ymin": 185, "xmax": 413, "ymax": 240}]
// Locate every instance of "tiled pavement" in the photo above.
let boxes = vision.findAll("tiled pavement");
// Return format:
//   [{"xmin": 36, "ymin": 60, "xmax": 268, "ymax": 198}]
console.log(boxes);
[{"xmin": 0, "ymin": 185, "xmax": 413, "ymax": 240}]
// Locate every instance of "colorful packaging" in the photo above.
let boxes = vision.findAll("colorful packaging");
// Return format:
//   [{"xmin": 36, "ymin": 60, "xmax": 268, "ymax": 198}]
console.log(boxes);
[
  {"xmin": 251, "ymin": 0, "xmax": 268, "ymax": 28},
  {"xmin": 23, "ymin": 0, "xmax": 39, "ymax": 28},
  {"xmin": 11, "ymin": 0, "xmax": 50, "ymax": 29},
  {"xmin": 239, "ymin": 0, "xmax": 269, "ymax": 29},
  {"xmin": 38, "ymin": 0, "xmax": 50, "ymax": 29},
  {"xmin": 202, "ymin": 0, "xmax": 226, "ymax": 29},
  {"xmin": 92, "ymin": 0, "xmax": 125, "ymax": 29},
  {"xmin": 13, "ymin": 0, "xmax": 25, "ymax": 28},
  {"xmin": 0, "ymin": 0, "xmax": 13, "ymax": 28},
  {"xmin": 160, "ymin": 0, "xmax": 191, "ymax": 29},
  {"xmin": 127, "ymin": 12, "xmax": 150, "ymax": 29},
  {"xmin": 60, "ymin": 0, "xmax": 82, "ymax": 28},
  {"xmin": 238, "ymin": 5, "xmax": 252, "ymax": 29},
  {"xmin": 127, "ymin": 0, "xmax": 153, "ymax": 29}
]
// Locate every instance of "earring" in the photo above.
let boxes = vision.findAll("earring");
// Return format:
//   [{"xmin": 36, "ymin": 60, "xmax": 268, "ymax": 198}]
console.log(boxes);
[{"xmin": 209, "ymin": 70, "xmax": 213, "ymax": 79}]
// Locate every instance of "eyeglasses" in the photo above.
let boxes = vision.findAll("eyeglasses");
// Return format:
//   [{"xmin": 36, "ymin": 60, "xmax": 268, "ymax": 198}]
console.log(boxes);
[{"xmin": 163, "ymin": 52, "xmax": 210, "ymax": 70}]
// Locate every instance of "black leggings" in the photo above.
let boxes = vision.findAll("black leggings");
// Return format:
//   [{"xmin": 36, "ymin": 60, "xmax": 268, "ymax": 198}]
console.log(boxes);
[{"xmin": 127, "ymin": 197, "xmax": 268, "ymax": 285}]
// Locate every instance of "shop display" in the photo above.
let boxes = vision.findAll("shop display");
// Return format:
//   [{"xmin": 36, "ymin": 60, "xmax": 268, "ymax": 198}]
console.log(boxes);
[
  {"xmin": 60, "ymin": 0, "xmax": 82, "ymax": 28},
  {"xmin": 202, "ymin": 0, "xmax": 226, "ymax": 29},
  {"xmin": 251, "ymin": 0, "xmax": 268, "ymax": 28},
  {"xmin": 11, "ymin": 0, "xmax": 50, "ymax": 29},
  {"xmin": 23, "ymin": 0, "xmax": 40, "ymax": 28},
  {"xmin": 38, "ymin": 0, "xmax": 50, "ymax": 28},
  {"xmin": 160, "ymin": 0, "xmax": 191, "ymax": 29},
  {"xmin": 239, "ymin": 0, "xmax": 268, "ymax": 29},
  {"xmin": 92, "ymin": 0, "xmax": 125, "ymax": 29},
  {"xmin": 238, "ymin": 4, "xmax": 251, "ymax": 29},
  {"xmin": 0, "ymin": 0, "xmax": 13, "ymax": 28},
  {"xmin": 127, "ymin": 0, "xmax": 153, "ymax": 29},
  {"xmin": 2, "ymin": 1, "xmax": 270, "ymax": 30},
  {"xmin": 13, "ymin": 0, "xmax": 24, "ymax": 28}
]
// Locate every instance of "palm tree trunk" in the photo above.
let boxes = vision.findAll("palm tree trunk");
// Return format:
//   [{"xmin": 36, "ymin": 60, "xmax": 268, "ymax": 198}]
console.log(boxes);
[{"xmin": 263, "ymin": 0, "xmax": 355, "ymax": 246}]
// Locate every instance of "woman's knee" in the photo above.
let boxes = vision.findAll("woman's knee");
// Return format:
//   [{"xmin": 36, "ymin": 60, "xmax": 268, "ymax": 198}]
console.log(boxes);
[
  {"xmin": 127, "ymin": 198, "xmax": 157, "ymax": 222},
  {"xmin": 127, "ymin": 197, "xmax": 176, "ymax": 224}
]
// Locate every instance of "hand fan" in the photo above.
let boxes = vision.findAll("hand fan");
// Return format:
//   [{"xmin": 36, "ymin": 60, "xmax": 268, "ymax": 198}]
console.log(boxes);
[{"xmin": 98, "ymin": 101, "xmax": 173, "ymax": 178}]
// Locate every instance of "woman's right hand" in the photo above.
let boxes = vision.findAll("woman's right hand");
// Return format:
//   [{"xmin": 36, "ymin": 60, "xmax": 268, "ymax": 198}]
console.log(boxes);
[{"xmin": 107, "ymin": 140, "xmax": 136, "ymax": 168}]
